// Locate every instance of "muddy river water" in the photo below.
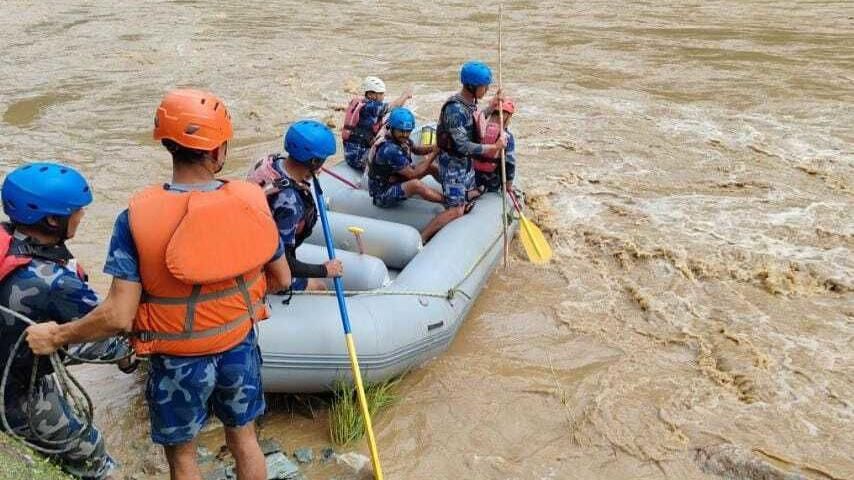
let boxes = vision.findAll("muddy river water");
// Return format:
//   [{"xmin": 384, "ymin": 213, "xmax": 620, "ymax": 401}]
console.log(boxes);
[{"xmin": 1, "ymin": 1, "xmax": 852, "ymax": 479}]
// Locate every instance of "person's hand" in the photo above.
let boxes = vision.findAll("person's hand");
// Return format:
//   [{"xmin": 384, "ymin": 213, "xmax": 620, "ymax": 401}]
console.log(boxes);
[
  {"xmin": 403, "ymin": 87, "xmax": 414, "ymax": 101},
  {"xmin": 494, "ymin": 133, "xmax": 508, "ymax": 150},
  {"xmin": 26, "ymin": 322, "xmax": 62, "ymax": 355},
  {"xmin": 324, "ymin": 259, "xmax": 344, "ymax": 278},
  {"xmin": 117, "ymin": 353, "xmax": 140, "ymax": 374},
  {"xmin": 491, "ymin": 88, "xmax": 504, "ymax": 105}
]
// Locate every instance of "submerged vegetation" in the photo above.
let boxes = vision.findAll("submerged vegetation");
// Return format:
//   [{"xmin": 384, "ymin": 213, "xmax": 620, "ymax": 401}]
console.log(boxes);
[{"xmin": 329, "ymin": 377, "xmax": 402, "ymax": 446}]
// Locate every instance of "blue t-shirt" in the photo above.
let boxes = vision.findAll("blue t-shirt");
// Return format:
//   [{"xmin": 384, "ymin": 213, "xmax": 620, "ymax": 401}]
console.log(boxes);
[
  {"xmin": 104, "ymin": 181, "xmax": 284, "ymax": 282},
  {"xmin": 269, "ymin": 186, "xmax": 306, "ymax": 248},
  {"xmin": 368, "ymin": 138, "xmax": 411, "ymax": 196},
  {"xmin": 357, "ymin": 99, "xmax": 389, "ymax": 132}
]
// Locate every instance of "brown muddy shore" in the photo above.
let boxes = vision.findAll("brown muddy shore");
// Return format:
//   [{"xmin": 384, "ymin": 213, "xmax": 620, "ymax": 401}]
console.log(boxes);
[{"xmin": 1, "ymin": 1, "xmax": 852, "ymax": 479}]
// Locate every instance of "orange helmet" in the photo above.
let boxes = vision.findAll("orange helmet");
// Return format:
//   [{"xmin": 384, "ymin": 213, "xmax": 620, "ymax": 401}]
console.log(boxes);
[
  {"xmin": 153, "ymin": 89, "xmax": 233, "ymax": 151},
  {"xmin": 491, "ymin": 96, "xmax": 516, "ymax": 114}
]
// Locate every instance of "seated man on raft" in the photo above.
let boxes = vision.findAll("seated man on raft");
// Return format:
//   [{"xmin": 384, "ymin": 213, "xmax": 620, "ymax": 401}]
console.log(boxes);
[{"xmin": 367, "ymin": 107, "xmax": 444, "ymax": 212}]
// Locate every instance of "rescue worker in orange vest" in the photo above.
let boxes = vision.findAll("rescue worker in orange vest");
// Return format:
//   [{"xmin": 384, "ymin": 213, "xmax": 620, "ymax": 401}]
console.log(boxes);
[{"xmin": 25, "ymin": 89, "xmax": 291, "ymax": 480}]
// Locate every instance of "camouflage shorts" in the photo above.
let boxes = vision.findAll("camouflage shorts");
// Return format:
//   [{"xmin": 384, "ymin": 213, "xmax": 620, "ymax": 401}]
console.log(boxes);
[
  {"xmin": 475, "ymin": 161, "xmax": 515, "ymax": 192},
  {"xmin": 439, "ymin": 157, "xmax": 475, "ymax": 208},
  {"xmin": 291, "ymin": 277, "xmax": 309, "ymax": 291},
  {"xmin": 371, "ymin": 183, "xmax": 407, "ymax": 208},
  {"xmin": 2, "ymin": 374, "xmax": 116, "ymax": 480},
  {"xmin": 344, "ymin": 141, "xmax": 370, "ymax": 171},
  {"xmin": 145, "ymin": 329, "xmax": 265, "ymax": 445}
]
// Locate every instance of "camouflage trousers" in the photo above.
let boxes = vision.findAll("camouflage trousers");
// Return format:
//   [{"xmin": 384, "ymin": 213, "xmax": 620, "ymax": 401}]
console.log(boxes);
[
  {"xmin": 2, "ymin": 373, "xmax": 115, "ymax": 479},
  {"xmin": 0, "ymin": 338, "xmax": 129, "ymax": 479}
]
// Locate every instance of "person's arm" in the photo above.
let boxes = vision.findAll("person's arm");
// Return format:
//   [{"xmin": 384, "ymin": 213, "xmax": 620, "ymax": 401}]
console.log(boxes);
[
  {"xmin": 264, "ymin": 238, "xmax": 291, "ymax": 292},
  {"xmin": 389, "ymin": 87, "xmax": 413, "ymax": 109},
  {"xmin": 26, "ymin": 278, "xmax": 142, "ymax": 355},
  {"xmin": 505, "ymin": 132, "xmax": 516, "ymax": 182},
  {"xmin": 396, "ymin": 154, "xmax": 437, "ymax": 181},
  {"xmin": 411, "ymin": 143, "xmax": 438, "ymax": 156},
  {"xmin": 284, "ymin": 245, "xmax": 327, "ymax": 278}
]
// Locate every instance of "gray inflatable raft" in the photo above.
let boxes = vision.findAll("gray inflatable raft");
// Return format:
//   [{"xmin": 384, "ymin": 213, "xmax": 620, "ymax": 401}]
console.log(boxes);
[{"xmin": 258, "ymin": 141, "xmax": 516, "ymax": 393}]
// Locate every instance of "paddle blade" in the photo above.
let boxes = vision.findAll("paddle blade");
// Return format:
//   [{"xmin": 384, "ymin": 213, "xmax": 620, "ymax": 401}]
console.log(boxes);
[{"xmin": 518, "ymin": 215, "xmax": 553, "ymax": 264}]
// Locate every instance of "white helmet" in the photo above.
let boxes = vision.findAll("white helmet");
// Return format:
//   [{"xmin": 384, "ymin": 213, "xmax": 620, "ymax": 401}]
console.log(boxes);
[{"xmin": 362, "ymin": 76, "xmax": 386, "ymax": 94}]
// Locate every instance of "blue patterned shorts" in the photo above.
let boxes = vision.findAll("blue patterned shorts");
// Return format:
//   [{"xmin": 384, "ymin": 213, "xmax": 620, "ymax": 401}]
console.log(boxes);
[
  {"xmin": 145, "ymin": 329, "xmax": 265, "ymax": 445},
  {"xmin": 344, "ymin": 141, "xmax": 370, "ymax": 171},
  {"xmin": 371, "ymin": 183, "xmax": 407, "ymax": 208},
  {"xmin": 291, "ymin": 277, "xmax": 309, "ymax": 291},
  {"xmin": 439, "ymin": 156, "xmax": 475, "ymax": 208}
]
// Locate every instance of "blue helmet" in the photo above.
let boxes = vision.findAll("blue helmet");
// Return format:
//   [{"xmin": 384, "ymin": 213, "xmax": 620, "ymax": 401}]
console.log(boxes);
[
  {"xmin": 460, "ymin": 61, "xmax": 493, "ymax": 87},
  {"xmin": 284, "ymin": 120, "xmax": 337, "ymax": 168},
  {"xmin": 388, "ymin": 107, "xmax": 416, "ymax": 131},
  {"xmin": 2, "ymin": 162, "xmax": 93, "ymax": 225}
]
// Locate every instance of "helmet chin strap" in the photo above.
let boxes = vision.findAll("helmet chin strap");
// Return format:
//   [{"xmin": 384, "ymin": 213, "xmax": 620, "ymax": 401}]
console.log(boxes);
[{"xmin": 35, "ymin": 215, "xmax": 71, "ymax": 242}]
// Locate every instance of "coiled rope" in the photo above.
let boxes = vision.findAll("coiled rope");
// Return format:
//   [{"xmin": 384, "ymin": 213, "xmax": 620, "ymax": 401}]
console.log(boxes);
[{"xmin": 0, "ymin": 304, "xmax": 132, "ymax": 455}]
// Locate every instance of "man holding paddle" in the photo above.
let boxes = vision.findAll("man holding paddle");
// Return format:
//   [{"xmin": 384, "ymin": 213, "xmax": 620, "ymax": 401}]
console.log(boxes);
[{"xmin": 421, "ymin": 61, "xmax": 507, "ymax": 242}]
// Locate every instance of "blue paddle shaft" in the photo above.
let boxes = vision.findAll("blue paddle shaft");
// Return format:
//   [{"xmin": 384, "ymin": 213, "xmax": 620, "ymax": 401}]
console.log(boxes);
[{"xmin": 312, "ymin": 176, "xmax": 353, "ymax": 335}]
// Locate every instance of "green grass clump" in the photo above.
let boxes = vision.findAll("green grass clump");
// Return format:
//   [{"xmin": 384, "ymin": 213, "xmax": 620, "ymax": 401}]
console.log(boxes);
[
  {"xmin": 329, "ymin": 377, "xmax": 401, "ymax": 446},
  {"xmin": 0, "ymin": 433, "xmax": 73, "ymax": 479}
]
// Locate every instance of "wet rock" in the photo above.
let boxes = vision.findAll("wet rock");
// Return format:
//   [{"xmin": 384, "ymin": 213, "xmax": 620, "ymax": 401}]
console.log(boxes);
[
  {"xmin": 141, "ymin": 455, "xmax": 169, "ymax": 475},
  {"xmin": 215, "ymin": 445, "xmax": 231, "ymax": 461},
  {"xmin": 293, "ymin": 447, "xmax": 313, "ymax": 464},
  {"xmin": 260, "ymin": 438, "xmax": 283, "ymax": 456},
  {"xmin": 203, "ymin": 466, "xmax": 232, "ymax": 480},
  {"xmin": 265, "ymin": 452, "xmax": 302, "ymax": 479},
  {"xmin": 197, "ymin": 446, "xmax": 215, "ymax": 464},
  {"xmin": 320, "ymin": 447, "xmax": 335, "ymax": 463},
  {"xmin": 335, "ymin": 452, "xmax": 369, "ymax": 472}
]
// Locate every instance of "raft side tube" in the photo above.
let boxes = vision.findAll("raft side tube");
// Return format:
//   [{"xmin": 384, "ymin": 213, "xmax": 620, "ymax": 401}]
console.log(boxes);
[
  {"xmin": 303, "ymin": 211, "xmax": 422, "ymax": 269},
  {"xmin": 295, "ymin": 244, "xmax": 389, "ymax": 291},
  {"xmin": 326, "ymin": 188, "xmax": 443, "ymax": 232}
]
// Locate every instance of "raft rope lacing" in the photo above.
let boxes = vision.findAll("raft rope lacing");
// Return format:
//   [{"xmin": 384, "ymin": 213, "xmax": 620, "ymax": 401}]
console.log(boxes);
[
  {"xmin": 0, "ymin": 304, "xmax": 133, "ymax": 455},
  {"xmin": 289, "ymin": 224, "xmax": 510, "ymax": 301}
]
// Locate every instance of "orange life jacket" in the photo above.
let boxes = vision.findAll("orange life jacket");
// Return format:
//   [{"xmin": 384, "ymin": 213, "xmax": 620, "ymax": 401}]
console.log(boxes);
[{"xmin": 128, "ymin": 180, "xmax": 279, "ymax": 356}]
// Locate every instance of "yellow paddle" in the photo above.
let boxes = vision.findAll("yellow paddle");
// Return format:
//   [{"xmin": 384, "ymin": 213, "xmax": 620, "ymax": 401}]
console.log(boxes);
[{"xmin": 508, "ymin": 190, "xmax": 553, "ymax": 264}]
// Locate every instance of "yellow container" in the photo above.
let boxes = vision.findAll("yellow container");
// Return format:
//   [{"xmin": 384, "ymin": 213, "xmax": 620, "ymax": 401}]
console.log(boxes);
[{"xmin": 420, "ymin": 126, "xmax": 436, "ymax": 146}]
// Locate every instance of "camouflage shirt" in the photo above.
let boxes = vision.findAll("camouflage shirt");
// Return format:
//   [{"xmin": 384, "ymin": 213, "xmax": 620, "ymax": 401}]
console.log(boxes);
[
  {"xmin": 0, "ymin": 236, "xmax": 99, "ymax": 386},
  {"xmin": 439, "ymin": 93, "xmax": 485, "ymax": 168}
]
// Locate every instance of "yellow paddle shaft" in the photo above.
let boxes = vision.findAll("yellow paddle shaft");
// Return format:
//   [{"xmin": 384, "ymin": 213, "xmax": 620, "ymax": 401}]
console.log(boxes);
[{"xmin": 345, "ymin": 333, "xmax": 384, "ymax": 480}]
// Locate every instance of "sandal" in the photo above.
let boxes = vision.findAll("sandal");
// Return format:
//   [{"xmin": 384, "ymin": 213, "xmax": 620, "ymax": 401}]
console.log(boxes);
[
  {"xmin": 463, "ymin": 199, "xmax": 478, "ymax": 214},
  {"xmin": 466, "ymin": 186, "xmax": 485, "ymax": 202}
]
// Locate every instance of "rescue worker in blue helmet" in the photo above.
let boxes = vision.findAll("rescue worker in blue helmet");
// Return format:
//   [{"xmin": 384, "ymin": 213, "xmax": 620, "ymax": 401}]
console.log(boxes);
[
  {"xmin": 0, "ymin": 162, "xmax": 132, "ymax": 480},
  {"xmin": 248, "ymin": 120, "xmax": 344, "ymax": 292},
  {"xmin": 422, "ymin": 61, "xmax": 506, "ymax": 242},
  {"xmin": 368, "ymin": 107, "xmax": 444, "ymax": 215}
]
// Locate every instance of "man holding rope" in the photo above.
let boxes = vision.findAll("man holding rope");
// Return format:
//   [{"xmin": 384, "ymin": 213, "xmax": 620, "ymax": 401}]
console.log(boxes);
[
  {"xmin": 0, "ymin": 162, "xmax": 132, "ymax": 480},
  {"xmin": 25, "ymin": 89, "xmax": 291, "ymax": 480}
]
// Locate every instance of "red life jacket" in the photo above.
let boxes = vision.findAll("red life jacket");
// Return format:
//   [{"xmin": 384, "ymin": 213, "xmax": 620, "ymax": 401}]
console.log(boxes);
[
  {"xmin": 473, "ymin": 116, "xmax": 503, "ymax": 173},
  {"xmin": 341, "ymin": 97, "xmax": 382, "ymax": 144},
  {"xmin": 0, "ymin": 229, "xmax": 32, "ymax": 282},
  {"xmin": 0, "ymin": 226, "xmax": 86, "ymax": 283}
]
